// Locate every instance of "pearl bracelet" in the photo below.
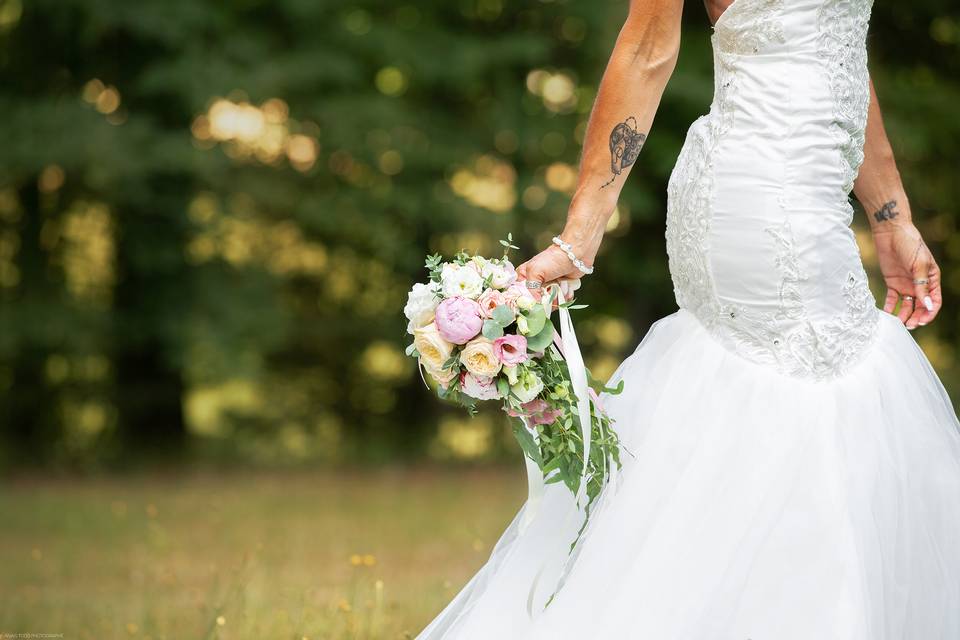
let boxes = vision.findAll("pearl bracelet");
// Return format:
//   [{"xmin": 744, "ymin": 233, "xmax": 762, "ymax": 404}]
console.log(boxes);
[{"xmin": 552, "ymin": 236, "xmax": 594, "ymax": 275}]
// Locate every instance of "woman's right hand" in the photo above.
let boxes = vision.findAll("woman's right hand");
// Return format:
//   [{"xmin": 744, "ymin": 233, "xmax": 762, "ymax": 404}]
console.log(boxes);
[{"xmin": 515, "ymin": 245, "xmax": 584, "ymax": 304}]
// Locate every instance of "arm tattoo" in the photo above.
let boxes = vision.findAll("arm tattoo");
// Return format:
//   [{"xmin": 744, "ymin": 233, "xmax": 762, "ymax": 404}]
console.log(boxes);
[
  {"xmin": 600, "ymin": 116, "xmax": 646, "ymax": 189},
  {"xmin": 873, "ymin": 200, "xmax": 899, "ymax": 223}
]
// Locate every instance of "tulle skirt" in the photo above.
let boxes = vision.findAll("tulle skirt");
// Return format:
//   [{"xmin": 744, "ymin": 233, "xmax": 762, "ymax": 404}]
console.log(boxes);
[{"xmin": 418, "ymin": 308, "xmax": 960, "ymax": 639}]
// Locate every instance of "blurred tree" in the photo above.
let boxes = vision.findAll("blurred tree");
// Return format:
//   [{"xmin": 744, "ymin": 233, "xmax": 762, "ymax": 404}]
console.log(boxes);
[{"xmin": 0, "ymin": 0, "xmax": 957, "ymax": 469}]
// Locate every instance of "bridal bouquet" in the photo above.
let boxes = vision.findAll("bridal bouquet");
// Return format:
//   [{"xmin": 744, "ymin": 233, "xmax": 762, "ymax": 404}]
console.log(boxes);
[{"xmin": 403, "ymin": 236, "xmax": 623, "ymax": 509}]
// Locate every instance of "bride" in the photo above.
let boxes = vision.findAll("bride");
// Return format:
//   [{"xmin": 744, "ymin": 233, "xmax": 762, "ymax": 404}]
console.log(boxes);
[{"xmin": 419, "ymin": 0, "xmax": 960, "ymax": 637}]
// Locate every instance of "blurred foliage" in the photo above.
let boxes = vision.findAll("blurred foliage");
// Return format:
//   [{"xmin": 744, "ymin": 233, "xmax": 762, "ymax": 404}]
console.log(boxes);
[{"xmin": 0, "ymin": 0, "xmax": 957, "ymax": 469}]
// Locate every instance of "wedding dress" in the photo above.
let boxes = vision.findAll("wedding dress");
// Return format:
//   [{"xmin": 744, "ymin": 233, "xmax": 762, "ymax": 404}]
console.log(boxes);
[{"xmin": 418, "ymin": 0, "xmax": 960, "ymax": 637}]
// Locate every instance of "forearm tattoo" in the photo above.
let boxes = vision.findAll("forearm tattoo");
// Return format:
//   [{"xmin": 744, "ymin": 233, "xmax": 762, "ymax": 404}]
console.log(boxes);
[
  {"xmin": 600, "ymin": 116, "xmax": 646, "ymax": 189},
  {"xmin": 873, "ymin": 200, "xmax": 900, "ymax": 223}
]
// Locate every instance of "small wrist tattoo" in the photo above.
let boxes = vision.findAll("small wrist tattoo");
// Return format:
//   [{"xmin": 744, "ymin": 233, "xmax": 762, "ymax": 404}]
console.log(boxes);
[
  {"xmin": 600, "ymin": 116, "xmax": 645, "ymax": 189},
  {"xmin": 873, "ymin": 200, "xmax": 899, "ymax": 223}
]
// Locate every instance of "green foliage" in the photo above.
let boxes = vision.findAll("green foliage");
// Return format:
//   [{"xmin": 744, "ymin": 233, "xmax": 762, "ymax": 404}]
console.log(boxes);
[
  {"xmin": 482, "ymin": 318, "xmax": 504, "ymax": 340},
  {"xmin": 524, "ymin": 320, "xmax": 556, "ymax": 353}
]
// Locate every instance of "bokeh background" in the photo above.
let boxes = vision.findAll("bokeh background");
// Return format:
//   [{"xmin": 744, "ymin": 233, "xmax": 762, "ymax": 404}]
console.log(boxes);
[{"xmin": 1, "ymin": 0, "xmax": 958, "ymax": 637}]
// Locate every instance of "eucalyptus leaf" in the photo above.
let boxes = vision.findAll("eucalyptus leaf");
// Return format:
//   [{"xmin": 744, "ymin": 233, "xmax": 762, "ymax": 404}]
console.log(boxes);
[
  {"xmin": 492, "ymin": 304, "xmax": 515, "ymax": 327},
  {"xmin": 525, "ymin": 321, "xmax": 555, "ymax": 352},
  {"xmin": 524, "ymin": 305, "xmax": 546, "ymax": 336},
  {"xmin": 482, "ymin": 319, "xmax": 504, "ymax": 340}
]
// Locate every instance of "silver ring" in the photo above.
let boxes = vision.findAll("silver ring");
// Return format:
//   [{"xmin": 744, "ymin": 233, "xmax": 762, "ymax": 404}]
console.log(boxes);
[
  {"xmin": 913, "ymin": 278, "xmax": 929, "ymax": 285},
  {"xmin": 902, "ymin": 295, "xmax": 915, "ymax": 301},
  {"xmin": 525, "ymin": 280, "xmax": 542, "ymax": 290}
]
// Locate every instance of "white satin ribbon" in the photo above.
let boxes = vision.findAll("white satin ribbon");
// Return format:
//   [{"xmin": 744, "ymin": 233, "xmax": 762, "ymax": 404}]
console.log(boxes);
[
  {"xmin": 552, "ymin": 283, "xmax": 593, "ymax": 504},
  {"xmin": 518, "ymin": 420, "xmax": 544, "ymax": 533},
  {"xmin": 520, "ymin": 281, "xmax": 597, "ymax": 616}
]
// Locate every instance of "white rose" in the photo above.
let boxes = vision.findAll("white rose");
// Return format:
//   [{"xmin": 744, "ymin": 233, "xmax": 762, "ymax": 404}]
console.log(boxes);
[
  {"xmin": 404, "ymin": 282, "xmax": 440, "ymax": 334},
  {"xmin": 460, "ymin": 372, "xmax": 501, "ymax": 401},
  {"xmin": 511, "ymin": 368, "xmax": 544, "ymax": 403},
  {"xmin": 413, "ymin": 322, "xmax": 454, "ymax": 371},
  {"xmin": 485, "ymin": 259, "xmax": 517, "ymax": 290},
  {"xmin": 441, "ymin": 263, "xmax": 485, "ymax": 299},
  {"xmin": 459, "ymin": 336, "xmax": 502, "ymax": 378},
  {"xmin": 469, "ymin": 255, "xmax": 489, "ymax": 275}
]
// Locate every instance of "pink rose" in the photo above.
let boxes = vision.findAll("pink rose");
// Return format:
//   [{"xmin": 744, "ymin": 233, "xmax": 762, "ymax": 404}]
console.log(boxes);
[
  {"xmin": 493, "ymin": 334, "xmax": 528, "ymax": 366},
  {"xmin": 434, "ymin": 296, "xmax": 484, "ymax": 344},
  {"xmin": 477, "ymin": 288, "xmax": 507, "ymax": 319},
  {"xmin": 505, "ymin": 398, "xmax": 563, "ymax": 426},
  {"xmin": 460, "ymin": 371, "xmax": 501, "ymax": 401},
  {"xmin": 503, "ymin": 281, "xmax": 536, "ymax": 312}
]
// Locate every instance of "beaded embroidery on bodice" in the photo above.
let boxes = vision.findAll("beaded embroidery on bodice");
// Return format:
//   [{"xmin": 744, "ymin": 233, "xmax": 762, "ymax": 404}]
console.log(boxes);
[{"xmin": 665, "ymin": 0, "xmax": 878, "ymax": 380}]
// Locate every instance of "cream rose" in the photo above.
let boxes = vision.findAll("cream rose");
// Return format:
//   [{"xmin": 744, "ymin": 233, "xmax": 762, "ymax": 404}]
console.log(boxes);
[
  {"xmin": 424, "ymin": 362, "xmax": 457, "ymax": 387},
  {"xmin": 459, "ymin": 336, "xmax": 502, "ymax": 378},
  {"xmin": 414, "ymin": 322, "xmax": 454, "ymax": 371}
]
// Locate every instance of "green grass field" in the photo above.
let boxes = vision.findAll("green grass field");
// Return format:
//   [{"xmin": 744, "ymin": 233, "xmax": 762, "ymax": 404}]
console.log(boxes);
[{"xmin": 0, "ymin": 467, "xmax": 525, "ymax": 639}]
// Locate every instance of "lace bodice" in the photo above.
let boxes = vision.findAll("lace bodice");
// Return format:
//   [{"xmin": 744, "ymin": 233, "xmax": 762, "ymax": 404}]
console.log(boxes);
[{"xmin": 665, "ymin": 0, "xmax": 878, "ymax": 380}]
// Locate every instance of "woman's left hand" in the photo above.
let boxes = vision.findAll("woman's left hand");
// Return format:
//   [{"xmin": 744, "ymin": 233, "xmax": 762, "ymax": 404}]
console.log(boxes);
[{"xmin": 872, "ymin": 221, "xmax": 942, "ymax": 329}]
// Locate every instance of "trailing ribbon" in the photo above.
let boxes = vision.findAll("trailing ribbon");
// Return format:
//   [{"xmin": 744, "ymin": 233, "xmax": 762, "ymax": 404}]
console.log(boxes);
[
  {"xmin": 520, "ymin": 281, "xmax": 599, "ymax": 617},
  {"xmin": 553, "ymin": 283, "xmax": 593, "ymax": 504}
]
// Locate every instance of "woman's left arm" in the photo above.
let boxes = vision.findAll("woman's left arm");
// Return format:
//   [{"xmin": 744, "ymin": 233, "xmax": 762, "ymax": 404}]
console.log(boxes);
[{"xmin": 853, "ymin": 77, "xmax": 942, "ymax": 328}]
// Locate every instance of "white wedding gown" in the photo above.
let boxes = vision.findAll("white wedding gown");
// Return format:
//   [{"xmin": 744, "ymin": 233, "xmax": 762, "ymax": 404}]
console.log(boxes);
[{"xmin": 419, "ymin": 0, "xmax": 960, "ymax": 637}]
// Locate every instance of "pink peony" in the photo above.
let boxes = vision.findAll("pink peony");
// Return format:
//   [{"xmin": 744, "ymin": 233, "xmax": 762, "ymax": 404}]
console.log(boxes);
[
  {"xmin": 434, "ymin": 296, "xmax": 484, "ymax": 344},
  {"xmin": 477, "ymin": 288, "xmax": 507, "ymax": 319},
  {"xmin": 493, "ymin": 334, "xmax": 528, "ymax": 366},
  {"xmin": 460, "ymin": 371, "xmax": 501, "ymax": 401},
  {"xmin": 505, "ymin": 398, "xmax": 563, "ymax": 426}
]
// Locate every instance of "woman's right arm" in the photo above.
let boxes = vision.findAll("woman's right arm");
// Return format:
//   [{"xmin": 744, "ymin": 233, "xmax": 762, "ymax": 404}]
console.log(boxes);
[{"xmin": 517, "ymin": 0, "xmax": 684, "ymax": 287}]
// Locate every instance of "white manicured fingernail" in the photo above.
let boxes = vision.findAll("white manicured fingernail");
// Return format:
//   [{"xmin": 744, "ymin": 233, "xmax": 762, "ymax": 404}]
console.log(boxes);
[{"xmin": 923, "ymin": 296, "xmax": 934, "ymax": 311}]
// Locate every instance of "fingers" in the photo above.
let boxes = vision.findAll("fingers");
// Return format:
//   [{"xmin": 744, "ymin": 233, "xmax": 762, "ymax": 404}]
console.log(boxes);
[
  {"xmin": 883, "ymin": 288, "xmax": 899, "ymax": 314},
  {"xmin": 559, "ymin": 278, "xmax": 581, "ymax": 299},
  {"xmin": 907, "ymin": 249, "xmax": 942, "ymax": 328},
  {"xmin": 897, "ymin": 293, "xmax": 915, "ymax": 325},
  {"xmin": 913, "ymin": 251, "xmax": 933, "ymax": 309},
  {"xmin": 923, "ymin": 263, "xmax": 944, "ymax": 325},
  {"xmin": 905, "ymin": 301, "xmax": 925, "ymax": 330},
  {"xmin": 515, "ymin": 261, "xmax": 530, "ymax": 282}
]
